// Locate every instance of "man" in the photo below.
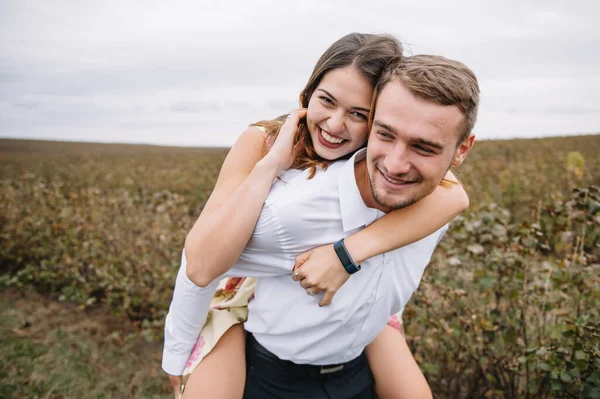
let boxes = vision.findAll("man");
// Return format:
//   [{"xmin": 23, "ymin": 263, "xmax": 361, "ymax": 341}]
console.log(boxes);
[{"xmin": 163, "ymin": 54, "xmax": 479, "ymax": 398}]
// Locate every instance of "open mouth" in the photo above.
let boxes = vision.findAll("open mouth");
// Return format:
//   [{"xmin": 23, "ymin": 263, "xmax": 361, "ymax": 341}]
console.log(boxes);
[
  {"xmin": 317, "ymin": 127, "xmax": 347, "ymax": 149},
  {"xmin": 379, "ymin": 169, "xmax": 417, "ymax": 186}
]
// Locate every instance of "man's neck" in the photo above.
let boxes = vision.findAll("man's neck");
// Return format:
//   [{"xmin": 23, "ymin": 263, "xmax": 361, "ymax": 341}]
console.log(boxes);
[{"xmin": 354, "ymin": 158, "xmax": 389, "ymax": 213}]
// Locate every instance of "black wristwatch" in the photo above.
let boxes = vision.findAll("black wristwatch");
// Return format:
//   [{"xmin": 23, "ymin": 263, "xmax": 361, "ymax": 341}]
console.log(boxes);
[{"xmin": 333, "ymin": 239, "xmax": 361, "ymax": 274}]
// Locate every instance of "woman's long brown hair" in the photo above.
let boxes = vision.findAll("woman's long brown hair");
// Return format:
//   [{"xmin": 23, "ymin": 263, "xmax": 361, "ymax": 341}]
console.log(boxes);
[{"xmin": 252, "ymin": 33, "xmax": 403, "ymax": 178}]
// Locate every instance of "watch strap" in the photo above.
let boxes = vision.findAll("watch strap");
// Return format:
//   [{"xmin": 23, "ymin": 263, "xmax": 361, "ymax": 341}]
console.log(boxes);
[{"xmin": 333, "ymin": 239, "xmax": 361, "ymax": 274}]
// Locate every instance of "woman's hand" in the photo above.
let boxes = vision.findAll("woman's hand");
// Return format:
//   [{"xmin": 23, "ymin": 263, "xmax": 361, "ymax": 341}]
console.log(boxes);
[
  {"xmin": 292, "ymin": 244, "xmax": 351, "ymax": 307},
  {"xmin": 260, "ymin": 108, "xmax": 307, "ymax": 172},
  {"xmin": 185, "ymin": 109, "xmax": 307, "ymax": 286}
]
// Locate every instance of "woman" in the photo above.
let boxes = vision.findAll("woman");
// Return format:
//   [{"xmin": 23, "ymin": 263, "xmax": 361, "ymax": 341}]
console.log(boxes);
[{"xmin": 166, "ymin": 33, "xmax": 468, "ymax": 398}]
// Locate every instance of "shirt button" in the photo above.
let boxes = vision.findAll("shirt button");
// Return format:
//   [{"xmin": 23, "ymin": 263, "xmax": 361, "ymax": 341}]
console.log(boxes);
[{"xmin": 386, "ymin": 259, "xmax": 392, "ymax": 265}]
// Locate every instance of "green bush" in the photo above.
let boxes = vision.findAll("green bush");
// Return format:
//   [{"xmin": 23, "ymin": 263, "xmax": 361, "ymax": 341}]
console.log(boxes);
[{"xmin": 406, "ymin": 186, "xmax": 600, "ymax": 398}]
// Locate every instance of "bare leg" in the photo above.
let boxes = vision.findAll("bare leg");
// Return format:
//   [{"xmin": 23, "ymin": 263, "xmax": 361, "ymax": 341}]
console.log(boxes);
[
  {"xmin": 365, "ymin": 325, "xmax": 433, "ymax": 399},
  {"xmin": 182, "ymin": 323, "xmax": 247, "ymax": 399}
]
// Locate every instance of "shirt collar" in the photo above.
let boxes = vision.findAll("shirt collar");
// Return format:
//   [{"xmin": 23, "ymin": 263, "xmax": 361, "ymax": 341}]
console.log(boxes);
[{"xmin": 338, "ymin": 148, "xmax": 385, "ymax": 232}]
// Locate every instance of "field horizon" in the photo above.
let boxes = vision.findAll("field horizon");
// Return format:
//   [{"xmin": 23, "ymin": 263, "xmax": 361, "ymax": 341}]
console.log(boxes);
[{"xmin": 2, "ymin": 132, "xmax": 599, "ymax": 152}]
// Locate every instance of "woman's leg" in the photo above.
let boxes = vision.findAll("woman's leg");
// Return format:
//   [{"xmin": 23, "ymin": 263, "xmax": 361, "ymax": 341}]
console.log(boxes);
[
  {"xmin": 182, "ymin": 323, "xmax": 247, "ymax": 399},
  {"xmin": 365, "ymin": 325, "xmax": 433, "ymax": 399}
]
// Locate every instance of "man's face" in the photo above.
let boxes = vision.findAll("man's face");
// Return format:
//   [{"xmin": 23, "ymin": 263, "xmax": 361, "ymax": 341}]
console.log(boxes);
[{"xmin": 365, "ymin": 80, "xmax": 473, "ymax": 211}]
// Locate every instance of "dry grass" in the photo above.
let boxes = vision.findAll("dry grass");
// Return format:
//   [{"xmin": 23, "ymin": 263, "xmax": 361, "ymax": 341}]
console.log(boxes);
[{"xmin": 0, "ymin": 287, "xmax": 170, "ymax": 398}]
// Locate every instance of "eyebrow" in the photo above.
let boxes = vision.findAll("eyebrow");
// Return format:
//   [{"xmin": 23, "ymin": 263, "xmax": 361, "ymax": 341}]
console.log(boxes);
[
  {"xmin": 373, "ymin": 120, "xmax": 445, "ymax": 151},
  {"xmin": 317, "ymin": 89, "xmax": 370, "ymax": 113}
]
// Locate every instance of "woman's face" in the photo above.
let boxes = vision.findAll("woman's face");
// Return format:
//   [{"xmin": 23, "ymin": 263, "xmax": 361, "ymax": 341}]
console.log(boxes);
[{"xmin": 306, "ymin": 66, "xmax": 373, "ymax": 160}]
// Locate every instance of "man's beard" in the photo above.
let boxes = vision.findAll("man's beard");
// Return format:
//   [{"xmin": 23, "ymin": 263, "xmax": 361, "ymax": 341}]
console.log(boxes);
[
  {"xmin": 368, "ymin": 172, "xmax": 422, "ymax": 211},
  {"xmin": 366, "ymin": 150, "xmax": 457, "ymax": 211}
]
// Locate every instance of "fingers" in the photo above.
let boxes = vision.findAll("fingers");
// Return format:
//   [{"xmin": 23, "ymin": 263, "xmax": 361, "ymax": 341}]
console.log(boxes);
[
  {"xmin": 319, "ymin": 291, "xmax": 335, "ymax": 307},
  {"xmin": 292, "ymin": 258, "xmax": 331, "ymax": 301},
  {"xmin": 286, "ymin": 108, "xmax": 308, "ymax": 120},
  {"xmin": 282, "ymin": 108, "xmax": 307, "ymax": 128},
  {"xmin": 291, "ymin": 269, "xmax": 303, "ymax": 282},
  {"xmin": 299, "ymin": 279, "xmax": 313, "ymax": 289},
  {"xmin": 293, "ymin": 250, "xmax": 312, "ymax": 272},
  {"xmin": 273, "ymin": 108, "xmax": 307, "ymax": 145}
]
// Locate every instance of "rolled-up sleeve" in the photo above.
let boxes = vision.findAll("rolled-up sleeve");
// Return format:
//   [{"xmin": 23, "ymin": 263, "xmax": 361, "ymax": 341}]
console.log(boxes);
[{"xmin": 162, "ymin": 250, "xmax": 219, "ymax": 375}]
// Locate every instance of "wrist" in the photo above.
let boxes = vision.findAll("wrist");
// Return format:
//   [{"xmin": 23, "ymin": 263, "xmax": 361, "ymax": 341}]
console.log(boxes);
[
  {"xmin": 342, "ymin": 234, "xmax": 372, "ymax": 265},
  {"xmin": 334, "ymin": 239, "xmax": 361, "ymax": 274},
  {"xmin": 256, "ymin": 157, "xmax": 285, "ymax": 178}
]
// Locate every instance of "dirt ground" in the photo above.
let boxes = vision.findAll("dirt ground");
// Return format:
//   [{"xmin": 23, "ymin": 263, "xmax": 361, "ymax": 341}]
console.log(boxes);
[{"xmin": 0, "ymin": 286, "xmax": 171, "ymax": 398}]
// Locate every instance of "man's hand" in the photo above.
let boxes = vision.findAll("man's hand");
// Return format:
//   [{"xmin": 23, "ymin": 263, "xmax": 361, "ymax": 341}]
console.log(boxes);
[
  {"xmin": 292, "ymin": 244, "xmax": 350, "ymax": 306},
  {"xmin": 167, "ymin": 374, "xmax": 182, "ymax": 399}
]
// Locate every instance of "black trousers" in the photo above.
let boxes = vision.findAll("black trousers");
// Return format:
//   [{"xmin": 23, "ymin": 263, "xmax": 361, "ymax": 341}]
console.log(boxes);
[{"xmin": 243, "ymin": 334, "xmax": 376, "ymax": 399}]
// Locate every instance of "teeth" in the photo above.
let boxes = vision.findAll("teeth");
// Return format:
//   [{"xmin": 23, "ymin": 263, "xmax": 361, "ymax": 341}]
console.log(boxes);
[
  {"xmin": 321, "ymin": 129, "xmax": 344, "ymax": 144},
  {"xmin": 382, "ymin": 172, "xmax": 413, "ymax": 185}
]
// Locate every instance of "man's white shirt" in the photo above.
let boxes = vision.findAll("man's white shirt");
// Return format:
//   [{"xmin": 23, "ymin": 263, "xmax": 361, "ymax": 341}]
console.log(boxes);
[{"xmin": 162, "ymin": 149, "xmax": 447, "ymax": 375}]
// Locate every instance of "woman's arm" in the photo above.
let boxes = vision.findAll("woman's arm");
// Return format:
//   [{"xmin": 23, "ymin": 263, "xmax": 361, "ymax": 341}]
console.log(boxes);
[
  {"xmin": 344, "ymin": 170, "xmax": 468, "ymax": 264},
  {"xmin": 293, "ymin": 171, "xmax": 468, "ymax": 306},
  {"xmin": 185, "ymin": 110, "xmax": 305, "ymax": 287},
  {"xmin": 162, "ymin": 251, "xmax": 221, "ymax": 376}
]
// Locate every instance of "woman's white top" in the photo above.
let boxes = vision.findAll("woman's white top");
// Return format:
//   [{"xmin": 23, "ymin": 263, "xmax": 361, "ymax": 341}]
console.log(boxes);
[{"xmin": 162, "ymin": 149, "xmax": 447, "ymax": 375}]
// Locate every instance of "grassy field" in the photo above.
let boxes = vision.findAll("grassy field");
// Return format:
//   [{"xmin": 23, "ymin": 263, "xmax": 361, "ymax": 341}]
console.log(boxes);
[
  {"xmin": 0, "ymin": 287, "xmax": 168, "ymax": 398},
  {"xmin": 1, "ymin": 135, "xmax": 599, "ymax": 398}
]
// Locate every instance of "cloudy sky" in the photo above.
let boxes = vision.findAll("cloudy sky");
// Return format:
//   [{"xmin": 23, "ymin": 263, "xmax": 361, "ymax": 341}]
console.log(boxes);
[{"xmin": 1, "ymin": 0, "xmax": 598, "ymax": 147}]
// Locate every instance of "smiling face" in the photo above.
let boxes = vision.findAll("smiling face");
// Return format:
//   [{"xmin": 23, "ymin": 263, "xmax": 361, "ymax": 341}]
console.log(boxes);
[
  {"xmin": 363, "ymin": 80, "xmax": 474, "ymax": 211},
  {"xmin": 306, "ymin": 66, "xmax": 373, "ymax": 160}
]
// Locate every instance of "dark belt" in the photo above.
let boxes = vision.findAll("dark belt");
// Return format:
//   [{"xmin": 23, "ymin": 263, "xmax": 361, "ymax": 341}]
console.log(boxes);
[{"xmin": 246, "ymin": 333, "xmax": 366, "ymax": 379}]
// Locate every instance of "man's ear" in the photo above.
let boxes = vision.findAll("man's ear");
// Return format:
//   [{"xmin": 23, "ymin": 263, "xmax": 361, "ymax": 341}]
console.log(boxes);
[{"xmin": 452, "ymin": 135, "xmax": 475, "ymax": 167}]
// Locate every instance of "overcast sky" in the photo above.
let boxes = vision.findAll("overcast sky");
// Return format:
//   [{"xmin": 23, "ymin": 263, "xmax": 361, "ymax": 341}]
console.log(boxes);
[{"xmin": 1, "ymin": 0, "xmax": 599, "ymax": 147}]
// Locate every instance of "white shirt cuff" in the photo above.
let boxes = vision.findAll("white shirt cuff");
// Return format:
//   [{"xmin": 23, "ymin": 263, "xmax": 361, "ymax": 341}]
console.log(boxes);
[
  {"xmin": 161, "ymin": 346, "xmax": 191, "ymax": 376},
  {"xmin": 161, "ymin": 314, "xmax": 198, "ymax": 375}
]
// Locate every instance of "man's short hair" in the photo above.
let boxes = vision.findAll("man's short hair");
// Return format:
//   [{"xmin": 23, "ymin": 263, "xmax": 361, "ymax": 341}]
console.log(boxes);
[{"xmin": 371, "ymin": 55, "xmax": 480, "ymax": 144}]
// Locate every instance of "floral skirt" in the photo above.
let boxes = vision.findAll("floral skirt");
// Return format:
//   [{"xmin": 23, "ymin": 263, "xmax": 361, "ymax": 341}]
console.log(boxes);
[{"xmin": 180, "ymin": 277, "xmax": 404, "ymax": 388}]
